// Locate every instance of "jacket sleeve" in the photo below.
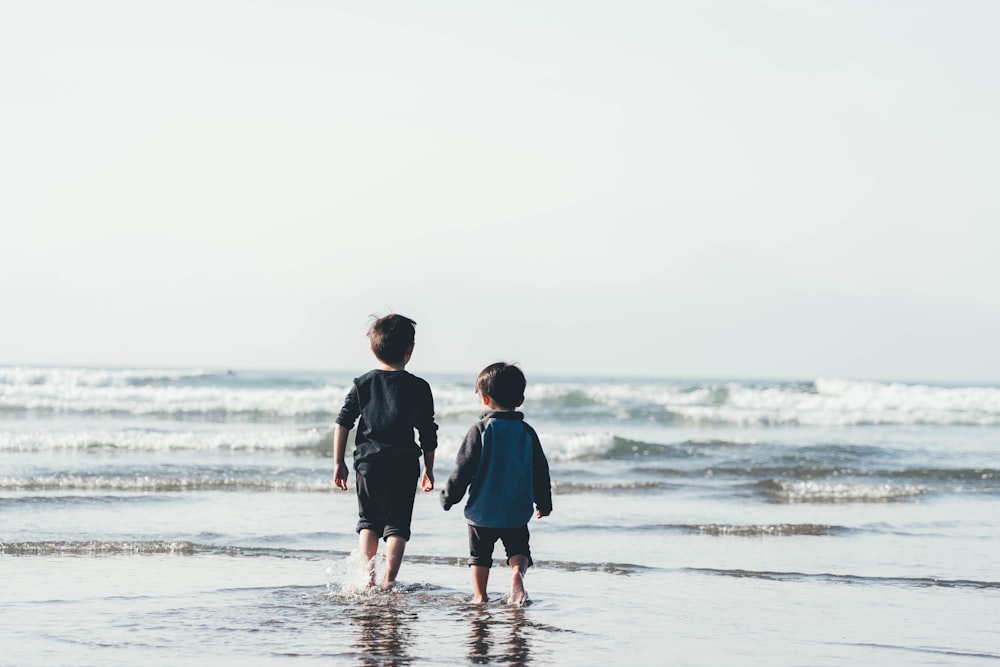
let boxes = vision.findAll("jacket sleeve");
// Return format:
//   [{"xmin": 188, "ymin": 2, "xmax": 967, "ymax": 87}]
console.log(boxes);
[
  {"xmin": 440, "ymin": 424, "xmax": 482, "ymax": 510},
  {"xmin": 528, "ymin": 425, "xmax": 552, "ymax": 515}
]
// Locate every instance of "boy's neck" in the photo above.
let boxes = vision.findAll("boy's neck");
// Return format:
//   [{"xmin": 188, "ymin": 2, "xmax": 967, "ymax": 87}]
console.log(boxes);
[
  {"xmin": 482, "ymin": 397, "xmax": 515, "ymax": 411},
  {"xmin": 377, "ymin": 361, "xmax": 407, "ymax": 371},
  {"xmin": 373, "ymin": 345, "xmax": 413, "ymax": 372}
]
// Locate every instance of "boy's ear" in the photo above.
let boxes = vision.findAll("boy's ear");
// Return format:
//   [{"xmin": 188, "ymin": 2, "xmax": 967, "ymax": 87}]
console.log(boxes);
[{"xmin": 481, "ymin": 393, "xmax": 492, "ymax": 407}]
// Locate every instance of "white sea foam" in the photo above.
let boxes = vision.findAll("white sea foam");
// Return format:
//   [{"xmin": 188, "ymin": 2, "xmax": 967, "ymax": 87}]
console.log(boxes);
[
  {"xmin": 0, "ymin": 428, "xmax": 327, "ymax": 452},
  {"xmin": 546, "ymin": 432, "xmax": 617, "ymax": 461},
  {"xmin": 0, "ymin": 367, "xmax": 349, "ymax": 416},
  {"xmin": 0, "ymin": 474, "xmax": 332, "ymax": 492},
  {"xmin": 689, "ymin": 379, "xmax": 1000, "ymax": 426},
  {"xmin": 3, "ymin": 366, "xmax": 1000, "ymax": 426},
  {"xmin": 526, "ymin": 378, "xmax": 1000, "ymax": 426},
  {"xmin": 0, "ymin": 366, "xmax": 211, "ymax": 388}
]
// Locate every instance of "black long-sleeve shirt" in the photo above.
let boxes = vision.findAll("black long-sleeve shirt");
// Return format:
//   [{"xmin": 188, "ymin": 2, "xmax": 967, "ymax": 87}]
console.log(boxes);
[{"xmin": 335, "ymin": 369, "xmax": 438, "ymax": 466}]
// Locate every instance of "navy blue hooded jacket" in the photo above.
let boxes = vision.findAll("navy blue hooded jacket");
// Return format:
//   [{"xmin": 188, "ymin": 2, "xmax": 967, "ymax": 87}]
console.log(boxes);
[{"xmin": 441, "ymin": 410, "xmax": 552, "ymax": 527}]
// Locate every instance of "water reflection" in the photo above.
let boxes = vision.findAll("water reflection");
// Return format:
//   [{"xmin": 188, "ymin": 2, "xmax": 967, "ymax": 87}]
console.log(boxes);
[
  {"xmin": 347, "ymin": 597, "xmax": 416, "ymax": 666},
  {"xmin": 468, "ymin": 606, "xmax": 531, "ymax": 665}
]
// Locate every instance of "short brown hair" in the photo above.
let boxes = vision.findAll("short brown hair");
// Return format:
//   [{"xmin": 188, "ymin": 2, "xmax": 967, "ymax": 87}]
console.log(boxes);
[
  {"xmin": 367, "ymin": 313, "xmax": 416, "ymax": 364},
  {"xmin": 476, "ymin": 362, "xmax": 525, "ymax": 410}
]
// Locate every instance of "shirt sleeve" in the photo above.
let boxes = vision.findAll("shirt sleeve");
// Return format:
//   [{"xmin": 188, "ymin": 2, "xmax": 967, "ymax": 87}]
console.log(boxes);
[
  {"xmin": 440, "ymin": 424, "xmax": 481, "ymax": 510},
  {"xmin": 528, "ymin": 425, "xmax": 553, "ymax": 514},
  {"xmin": 415, "ymin": 379, "xmax": 439, "ymax": 452},
  {"xmin": 334, "ymin": 383, "xmax": 360, "ymax": 429}
]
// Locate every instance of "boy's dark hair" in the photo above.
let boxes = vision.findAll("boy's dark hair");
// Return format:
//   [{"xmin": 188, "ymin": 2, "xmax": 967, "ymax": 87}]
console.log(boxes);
[
  {"xmin": 476, "ymin": 362, "xmax": 526, "ymax": 410},
  {"xmin": 367, "ymin": 313, "xmax": 416, "ymax": 364}
]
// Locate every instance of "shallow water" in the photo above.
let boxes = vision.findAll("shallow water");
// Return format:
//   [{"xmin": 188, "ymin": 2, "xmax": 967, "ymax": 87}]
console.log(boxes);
[{"xmin": 2, "ymin": 367, "xmax": 999, "ymax": 665}]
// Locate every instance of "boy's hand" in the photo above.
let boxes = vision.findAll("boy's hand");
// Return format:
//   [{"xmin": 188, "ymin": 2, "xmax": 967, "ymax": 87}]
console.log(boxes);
[
  {"xmin": 421, "ymin": 470, "xmax": 435, "ymax": 492},
  {"xmin": 536, "ymin": 509, "xmax": 550, "ymax": 519},
  {"xmin": 333, "ymin": 462, "xmax": 349, "ymax": 491}
]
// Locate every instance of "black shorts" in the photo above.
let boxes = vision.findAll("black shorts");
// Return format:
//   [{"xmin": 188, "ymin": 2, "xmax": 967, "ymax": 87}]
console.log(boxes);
[
  {"xmin": 355, "ymin": 457, "xmax": 420, "ymax": 541},
  {"xmin": 467, "ymin": 524, "xmax": 532, "ymax": 568}
]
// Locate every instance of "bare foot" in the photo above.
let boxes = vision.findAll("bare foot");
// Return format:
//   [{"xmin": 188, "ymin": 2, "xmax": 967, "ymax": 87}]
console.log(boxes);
[
  {"xmin": 508, "ymin": 571, "xmax": 527, "ymax": 606},
  {"xmin": 472, "ymin": 594, "xmax": 488, "ymax": 604},
  {"xmin": 379, "ymin": 579, "xmax": 402, "ymax": 591}
]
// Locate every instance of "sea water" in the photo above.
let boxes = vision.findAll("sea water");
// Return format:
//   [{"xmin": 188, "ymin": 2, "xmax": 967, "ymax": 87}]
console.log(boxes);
[{"xmin": 1, "ymin": 366, "xmax": 998, "ymax": 665}]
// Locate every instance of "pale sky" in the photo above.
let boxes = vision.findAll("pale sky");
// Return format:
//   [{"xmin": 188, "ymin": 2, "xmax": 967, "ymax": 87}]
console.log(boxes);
[{"xmin": 2, "ymin": 0, "xmax": 998, "ymax": 383}]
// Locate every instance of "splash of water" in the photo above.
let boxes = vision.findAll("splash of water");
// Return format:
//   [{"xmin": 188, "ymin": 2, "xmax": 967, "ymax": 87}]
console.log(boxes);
[{"xmin": 325, "ymin": 549, "xmax": 384, "ymax": 597}]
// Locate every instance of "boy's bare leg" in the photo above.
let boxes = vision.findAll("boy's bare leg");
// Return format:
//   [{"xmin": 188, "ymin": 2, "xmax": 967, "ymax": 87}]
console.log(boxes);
[
  {"xmin": 381, "ymin": 535, "xmax": 406, "ymax": 589},
  {"xmin": 471, "ymin": 565, "xmax": 490, "ymax": 604},
  {"xmin": 508, "ymin": 555, "xmax": 529, "ymax": 605},
  {"xmin": 359, "ymin": 529, "xmax": 379, "ymax": 587}
]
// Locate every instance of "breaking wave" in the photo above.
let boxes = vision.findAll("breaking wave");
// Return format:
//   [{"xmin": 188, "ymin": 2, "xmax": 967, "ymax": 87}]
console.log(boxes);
[
  {"xmin": 0, "ymin": 473, "xmax": 332, "ymax": 493},
  {"xmin": 0, "ymin": 428, "xmax": 331, "ymax": 453},
  {"xmin": 3, "ymin": 366, "xmax": 999, "ymax": 426}
]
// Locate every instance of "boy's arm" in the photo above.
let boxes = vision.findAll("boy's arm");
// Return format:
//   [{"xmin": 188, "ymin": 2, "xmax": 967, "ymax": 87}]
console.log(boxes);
[
  {"xmin": 421, "ymin": 448, "xmax": 435, "ymax": 492},
  {"xmin": 416, "ymin": 381, "xmax": 438, "ymax": 491},
  {"xmin": 440, "ymin": 426, "xmax": 482, "ymax": 510},
  {"xmin": 332, "ymin": 383, "xmax": 359, "ymax": 492},
  {"xmin": 529, "ymin": 427, "xmax": 552, "ymax": 517},
  {"xmin": 332, "ymin": 424, "xmax": 350, "ymax": 491}
]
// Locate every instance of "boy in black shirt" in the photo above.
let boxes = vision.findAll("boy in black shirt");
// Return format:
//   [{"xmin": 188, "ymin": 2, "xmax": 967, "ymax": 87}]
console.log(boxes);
[{"xmin": 333, "ymin": 313, "xmax": 438, "ymax": 589}]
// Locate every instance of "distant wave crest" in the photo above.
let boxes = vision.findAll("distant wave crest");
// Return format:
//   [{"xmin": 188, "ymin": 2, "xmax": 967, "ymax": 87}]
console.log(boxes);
[
  {"xmin": 0, "ymin": 366, "xmax": 347, "ymax": 418},
  {"xmin": 527, "ymin": 378, "xmax": 1000, "ymax": 426},
  {"xmin": 3, "ymin": 366, "xmax": 1000, "ymax": 426},
  {"xmin": 0, "ymin": 428, "xmax": 331, "ymax": 453},
  {"xmin": 0, "ymin": 474, "xmax": 333, "ymax": 493}
]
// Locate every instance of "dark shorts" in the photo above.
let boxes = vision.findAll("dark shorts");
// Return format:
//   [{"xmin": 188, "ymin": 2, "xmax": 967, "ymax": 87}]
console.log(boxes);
[
  {"xmin": 355, "ymin": 457, "xmax": 420, "ymax": 541},
  {"xmin": 467, "ymin": 524, "xmax": 532, "ymax": 568}
]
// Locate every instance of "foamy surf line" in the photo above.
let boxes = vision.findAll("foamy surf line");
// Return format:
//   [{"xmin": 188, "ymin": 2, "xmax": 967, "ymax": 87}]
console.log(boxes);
[
  {"xmin": 545, "ymin": 523, "xmax": 857, "ymax": 536},
  {"xmin": 687, "ymin": 567, "xmax": 1000, "ymax": 590},
  {"xmin": 0, "ymin": 540, "xmax": 344, "ymax": 558},
  {"xmin": 0, "ymin": 541, "xmax": 651, "ymax": 577},
  {"xmin": 8, "ymin": 541, "xmax": 999, "ymax": 592},
  {"xmin": 527, "ymin": 378, "xmax": 1000, "ymax": 426},
  {"xmin": 0, "ymin": 371, "xmax": 347, "ymax": 417},
  {"xmin": 0, "ymin": 475, "xmax": 333, "ymax": 492},
  {"xmin": 4, "ymin": 366, "xmax": 1000, "ymax": 425},
  {"xmin": 0, "ymin": 428, "xmax": 331, "ymax": 452}
]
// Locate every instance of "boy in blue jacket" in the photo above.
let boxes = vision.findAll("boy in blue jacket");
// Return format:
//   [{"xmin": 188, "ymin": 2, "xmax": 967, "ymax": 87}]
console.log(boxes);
[{"xmin": 441, "ymin": 362, "xmax": 552, "ymax": 604}]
